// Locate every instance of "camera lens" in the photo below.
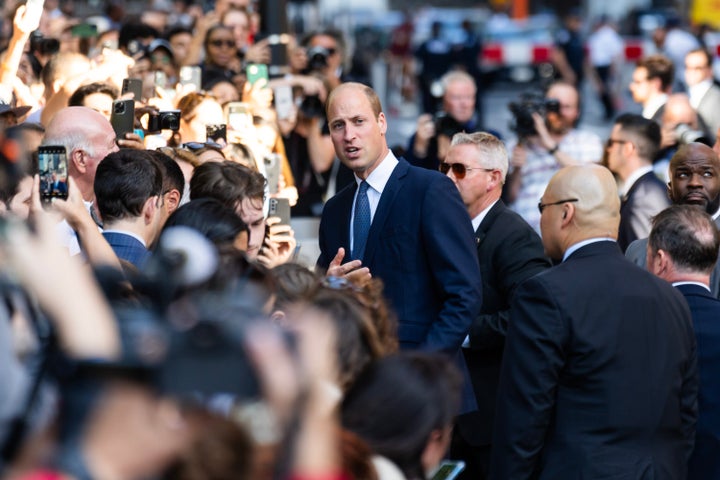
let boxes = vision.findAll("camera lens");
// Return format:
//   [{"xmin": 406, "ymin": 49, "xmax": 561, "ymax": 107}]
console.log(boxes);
[{"xmin": 114, "ymin": 103, "xmax": 125, "ymax": 114}]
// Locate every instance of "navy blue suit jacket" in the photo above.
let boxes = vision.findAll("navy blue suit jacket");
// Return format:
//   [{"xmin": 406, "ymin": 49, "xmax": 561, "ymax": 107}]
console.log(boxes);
[
  {"xmin": 677, "ymin": 283, "xmax": 720, "ymax": 480},
  {"xmin": 491, "ymin": 241, "xmax": 698, "ymax": 480},
  {"xmin": 318, "ymin": 158, "xmax": 482, "ymax": 408},
  {"xmin": 318, "ymin": 158, "xmax": 482, "ymax": 352},
  {"xmin": 102, "ymin": 231, "xmax": 151, "ymax": 269}
]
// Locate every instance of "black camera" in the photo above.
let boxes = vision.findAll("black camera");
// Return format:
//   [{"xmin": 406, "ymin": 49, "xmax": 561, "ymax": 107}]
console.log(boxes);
[
  {"xmin": 305, "ymin": 46, "xmax": 331, "ymax": 73},
  {"xmin": 299, "ymin": 94, "xmax": 325, "ymax": 119},
  {"xmin": 29, "ymin": 31, "xmax": 60, "ymax": 56},
  {"xmin": 508, "ymin": 92, "xmax": 560, "ymax": 137},
  {"xmin": 434, "ymin": 112, "xmax": 463, "ymax": 138},
  {"xmin": 147, "ymin": 110, "xmax": 181, "ymax": 133}
]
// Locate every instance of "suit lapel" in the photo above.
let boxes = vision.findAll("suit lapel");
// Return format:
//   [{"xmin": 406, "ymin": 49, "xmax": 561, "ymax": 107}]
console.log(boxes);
[
  {"xmin": 338, "ymin": 183, "xmax": 357, "ymax": 251},
  {"xmin": 475, "ymin": 201, "xmax": 504, "ymax": 246},
  {"xmin": 362, "ymin": 160, "xmax": 408, "ymax": 266},
  {"xmin": 622, "ymin": 172, "xmax": 650, "ymax": 202}
]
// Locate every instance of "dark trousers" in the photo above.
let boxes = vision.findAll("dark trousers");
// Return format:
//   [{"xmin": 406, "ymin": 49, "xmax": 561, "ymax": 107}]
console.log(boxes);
[
  {"xmin": 449, "ymin": 426, "xmax": 491, "ymax": 480},
  {"xmin": 594, "ymin": 65, "xmax": 614, "ymax": 120}
]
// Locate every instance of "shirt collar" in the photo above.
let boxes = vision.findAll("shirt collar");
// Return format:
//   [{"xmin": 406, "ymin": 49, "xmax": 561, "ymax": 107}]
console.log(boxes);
[
  {"xmin": 355, "ymin": 150, "xmax": 398, "ymax": 195},
  {"xmin": 562, "ymin": 237, "xmax": 616, "ymax": 262},
  {"xmin": 620, "ymin": 165, "xmax": 654, "ymax": 197},
  {"xmin": 643, "ymin": 93, "xmax": 668, "ymax": 119},
  {"xmin": 672, "ymin": 281, "xmax": 711, "ymax": 292},
  {"xmin": 471, "ymin": 199, "xmax": 499, "ymax": 232}
]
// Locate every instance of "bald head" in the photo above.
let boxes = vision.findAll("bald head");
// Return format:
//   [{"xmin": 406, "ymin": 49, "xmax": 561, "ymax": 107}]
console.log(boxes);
[
  {"xmin": 43, "ymin": 107, "xmax": 119, "ymax": 201},
  {"xmin": 542, "ymin": 165, "xmax": 620, "ymax": 258},
  {"xmin": 663, "ymin": 93, "xmax": 699, "ymax": 129}
]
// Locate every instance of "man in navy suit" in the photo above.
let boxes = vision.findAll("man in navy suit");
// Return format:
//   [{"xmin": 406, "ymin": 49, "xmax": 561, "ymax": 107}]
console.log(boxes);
[
  {"xmin": 490, "ymin": 164, "xmax": 697, "ymax": 479},
  {"xmin": 317, "ymin": 82, "xmax": 482, "ymax": 409},
  {"xmin": 94, "ymin": 150, "xmax": 165, "ymax": 270},
  {"xmin": 648, "ymin": 205, "xmax": 720, "ymax": 479},
  {"xmin": 443, "ymin": 131, "xmax": 551, "ymax": 479},
  {"xmin": 606, "ymin": 113, "xmax": 669, "ymax": 251}
]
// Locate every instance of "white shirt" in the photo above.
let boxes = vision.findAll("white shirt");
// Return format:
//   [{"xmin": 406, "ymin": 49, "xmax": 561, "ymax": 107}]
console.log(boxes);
[
  {"xmin": 349, "ymin": 151, "xmax": 399, "ymax": 253},
  {"xmin": 471, "ymin": 199, "xmax": 499, "ymax": 232},
  {"xmin": 588, "ymin": 25, "xmax": 624, "ymax": 67},
  {"xmin": 688, "ymin": 78, "xmax": 713, "ymax": 109},
  {"xmin": 643, "ymin": 94, "xmax": 668, "ymax": 120},
  {"xmin": 56, "ymin": 200, "xmax": 100, "ymax": 256},
  {"xmin": 562, "ymin": 238, "xmax": 616, "ymax": 263},
  {"xmin": 619, "ymin": 165, "xmax": 654, "ymax": 198}
]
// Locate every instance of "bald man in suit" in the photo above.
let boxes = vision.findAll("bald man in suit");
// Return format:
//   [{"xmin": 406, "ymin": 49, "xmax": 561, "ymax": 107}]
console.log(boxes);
[{"xmin": 491, "ymin": 165, "xmax": 697, "ymax": 479}]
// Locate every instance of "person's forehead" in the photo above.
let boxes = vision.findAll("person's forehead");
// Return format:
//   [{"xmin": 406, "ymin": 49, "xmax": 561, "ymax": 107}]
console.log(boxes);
[
  {"xmin": 445, "ymin": 80, "xmax": 475, "ymax": 95},
  {"xmin": 673, "ymin": 152, "xmax": 720, "ymax": 170},
  {"xmin": 547, "ymin": 86, "xmax": 577, "ymax": 105},
  {"xmin": 686, "ymin": 51, "xmax": 707, "ymax": 64},
  {"xmin": 311, "ymin": 34, "xmax": 338, "ymax": 48}
]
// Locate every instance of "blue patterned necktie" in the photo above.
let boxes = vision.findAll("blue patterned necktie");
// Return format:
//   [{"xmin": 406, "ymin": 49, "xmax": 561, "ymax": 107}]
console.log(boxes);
[{"xmin": 352, "ymin": 181, "xmax": 371, "ymax": 260}]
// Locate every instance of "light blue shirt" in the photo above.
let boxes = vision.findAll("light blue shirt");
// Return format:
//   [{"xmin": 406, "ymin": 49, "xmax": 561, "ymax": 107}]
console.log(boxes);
[{"xmin": 349, "ymin": 151, "xmax": 399, "ymax": 253}]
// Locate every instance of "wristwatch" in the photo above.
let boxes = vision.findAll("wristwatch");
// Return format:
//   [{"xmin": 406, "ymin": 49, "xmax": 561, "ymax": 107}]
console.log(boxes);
[{"xmin": 548, "ymin": 144, "xmax": 559, "ymax": 155}]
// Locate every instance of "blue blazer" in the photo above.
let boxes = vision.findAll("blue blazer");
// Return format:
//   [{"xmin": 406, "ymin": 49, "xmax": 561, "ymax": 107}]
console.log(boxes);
[
  {"xmin": 318, "ymin": 158, "xmax": 482, "ymax": 408},
  {"xmin": 102, "ymin": 231, "xmax": 151, "ymax": 269},
  {"xmin": 677, "ymin": 283, "xmax": 720, "ymax": 480},
  {"xmin": 318, "ymin": 158, "xmax": 482, "ymax": 350}
]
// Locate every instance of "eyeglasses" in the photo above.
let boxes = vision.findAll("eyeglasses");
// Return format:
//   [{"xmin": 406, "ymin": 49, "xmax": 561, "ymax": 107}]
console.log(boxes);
[
  {"xmin": 606, "ymin": 138, "xmax": 628, "ymax": 147},
  {"xmin": 209, "ymin": 39, "xmax": 235, "ymax": 48},
  {"xmin": 538, "ymin": 198, "xmax": 579, "ymax": 214},
  {"xmin": 439, "ymin": 162, "xmax": 494, "ymax": 179}
]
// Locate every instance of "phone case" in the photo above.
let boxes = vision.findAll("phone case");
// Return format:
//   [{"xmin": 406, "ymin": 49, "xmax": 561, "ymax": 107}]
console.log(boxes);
[{"xmin": 111, "ymin": 99, "xmax": 135, "ymax": 138}]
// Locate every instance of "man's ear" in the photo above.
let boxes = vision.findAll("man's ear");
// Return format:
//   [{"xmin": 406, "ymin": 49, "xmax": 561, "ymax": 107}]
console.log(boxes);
[
  {"xmin": 70, "ymin": 148, "xmax": 86, "ymax": 173},
  {"xmin": 142, "ymin": 196, "xmax": 158, "ymax": 224},
  {"xmin": 487, "ymin": 170, "xmax": 503, "ymax": 191},
  {"xmin": 560, "ymin": 203, "xmax": 575, "ymax": 227},
  {"xmin": 165, "ymin": 189, "xmax": 181, "ymax": 216}
]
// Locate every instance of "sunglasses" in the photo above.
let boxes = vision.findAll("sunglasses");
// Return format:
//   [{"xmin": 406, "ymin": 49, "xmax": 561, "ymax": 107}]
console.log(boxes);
[
  {"xmin": 439, "ymin": 162, "xmax": 494, "ymax": 179},
  {"xmin": 209, "ymin": 39, "xmax": 235, "ymax": 48},
  {"xmin": 537, "ymin": 198, "xmax": 578, "ymax": 214}
]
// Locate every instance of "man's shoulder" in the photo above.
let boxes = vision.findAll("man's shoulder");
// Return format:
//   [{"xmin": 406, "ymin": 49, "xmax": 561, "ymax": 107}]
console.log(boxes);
[{"xmin": 630, "ymin": 172, "xmax": 667, "ymax": 197}]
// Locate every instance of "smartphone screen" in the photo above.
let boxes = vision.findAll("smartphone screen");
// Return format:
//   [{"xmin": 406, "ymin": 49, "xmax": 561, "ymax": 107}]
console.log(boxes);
[
  {"xmin": 110, "ymin": 99, "xmax": 135, "ymax": 139},
  {"xmin": 246, "ymin": 63, "xmax": 269, "ymax": 86},
  {"xmin": 38, "ymin": 146, "xmax": 69, "ymax": 201},
  {"xmin": 430, "ymin": 461, "xmax": 465, "ymax": 480},
  {"xmin": 226, "ymin": 102, "xmax": 253, "ymax": 132},
  {"xmin": 121, "ymin": 78, "xmax": 143, "ymax": 101},
  {"xmin": 206, "ymin": 124, "xmax": 227, "ymax": 144},
  {"xmin": 273, "ymin": 85, "xmax": 294, "ymax": 119},
  {"xmin": 179, "ymin": 66, "xmax": 202, "ymax": 90}
]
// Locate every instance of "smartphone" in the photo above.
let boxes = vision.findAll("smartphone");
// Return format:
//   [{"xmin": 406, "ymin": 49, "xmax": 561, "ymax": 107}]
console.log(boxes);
[
  {"xmin": 121, "ymin": 78, "xmax": 143, "ymax": 101},
  {"xmin": 24, "ymin": 0, "xmax": 45, "ymax": 27},
  {"xmin": 110, "ymin": 99, "xmax": 135, "ymax": 139},
  {"xmin": 264, "ymin": 154, "xmax": 280, "ymax": 195},
  {"xmin": 37, "ymin": 145, "xmax": 69, "ymax": 202},
  {"xmin": 206, "ymin": 124, "xmax": 227, "ymax": 144},
  {"xmin": 226, "ymin": 102, "xmax": 253, "ymax": 132},
  {"xmin": 268, "ymin": 197, "xmax": 290, "ymax": 226},
  {"xmin": 179, "ymin": 65, "xmax": 202, "ymax": 90},
  {"xmin": 154, "ymin": 70, "xmax": 167, "ymax": 89},
  {"xmin": 430, "ymin": 461, "xmax": 465, "ymax": 480},
  {"xmin": 246, "ymin": 63, "xmax": 269, "ymax": 86},
  {"xmin": 273, "ymin": 85, "xmax": 294, "ymax": 119}
]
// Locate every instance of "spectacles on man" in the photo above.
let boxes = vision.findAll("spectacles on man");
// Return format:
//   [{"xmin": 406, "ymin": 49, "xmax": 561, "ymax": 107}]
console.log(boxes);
[
  {"xmin": 439, "ymin": 162, "xmax": 494, "ymax": 179},
  {"xmin": 537, "ymin": 198, "xmax": 579, "ymax": 214}
]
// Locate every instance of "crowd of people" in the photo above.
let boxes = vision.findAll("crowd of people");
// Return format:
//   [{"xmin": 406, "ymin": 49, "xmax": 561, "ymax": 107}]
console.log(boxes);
[{"xmin": 0, "ymin": 0, "xmax": 719, "ymax": 479}]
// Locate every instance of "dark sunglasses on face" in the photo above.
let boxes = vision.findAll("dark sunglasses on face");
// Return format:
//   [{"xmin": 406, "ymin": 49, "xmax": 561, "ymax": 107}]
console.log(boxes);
[
  {"xmin": 439, "ymin": 162, "xmax": 494, "ymax": 179},
  {"xmin": 209, "ymin": 39, "xmax": 235, "ymax": 48}
]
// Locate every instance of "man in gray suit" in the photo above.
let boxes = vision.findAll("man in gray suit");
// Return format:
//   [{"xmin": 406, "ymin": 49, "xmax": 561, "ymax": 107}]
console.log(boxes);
[
  {"xmin": 626, "ymin": 142, "xmax": 720, "ymax": 294},
  {"xmin": 685, "ymin": 48, "xmax": 720, "ymax": 137}
]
